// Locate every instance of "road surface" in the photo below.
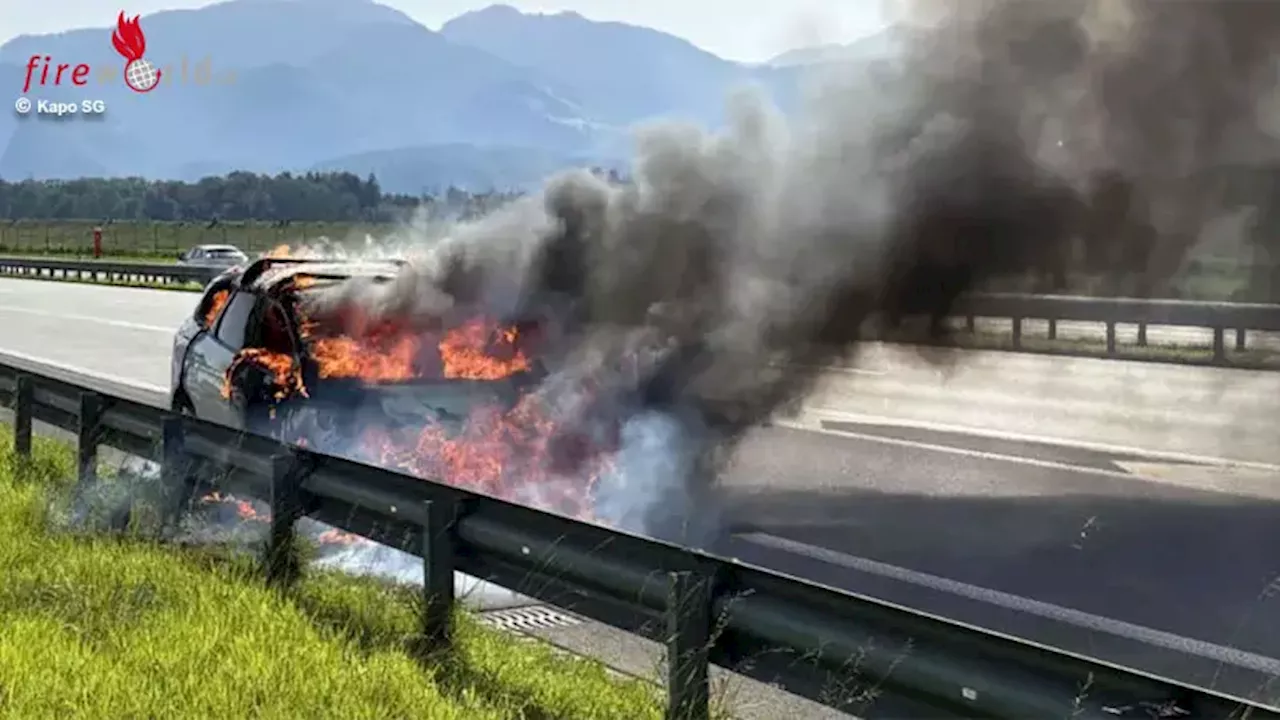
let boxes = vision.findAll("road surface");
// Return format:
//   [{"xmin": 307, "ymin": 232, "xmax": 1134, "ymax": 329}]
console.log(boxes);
[{"xmin": 3, "ymin": 278, "xmax": 1280, "ymax": 713}]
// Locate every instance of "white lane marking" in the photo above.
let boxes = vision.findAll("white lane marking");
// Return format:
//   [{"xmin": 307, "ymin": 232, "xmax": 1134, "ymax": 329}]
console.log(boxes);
[
  {"xmin": 0, "ymin": 304, "xmax": 173, "ymax": 333},
  {"xmin": 0, "ymin": 347, "xmax": 168, "ymax": 397},
  {"xmin": 799, "ymin": 407, "xmax": 1280, "ymax": 472},
  {"xmin": 737, "ymin": 531, "xmax": 1280, "ymax": 675},
  {"xmin": 787, "ymin": 362, "xmax": 889, "ymax": 376},
  {"xmin": 772, "ymin": 416, "xmax": 1197, "ymax": 482},
  {"xmin": 811, "ymin": 366, "xmax": 889, "ymax": 376}
]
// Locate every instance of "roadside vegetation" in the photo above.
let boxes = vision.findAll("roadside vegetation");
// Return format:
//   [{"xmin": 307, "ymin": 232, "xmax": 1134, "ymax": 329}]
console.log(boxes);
[{"xmin": 0, "ymin": 429, "xmax": 664, "ymax": 719}]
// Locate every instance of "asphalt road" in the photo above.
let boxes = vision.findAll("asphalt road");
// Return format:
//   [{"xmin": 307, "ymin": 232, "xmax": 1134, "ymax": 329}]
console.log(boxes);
[{"xmin": 4, "ymin": 278, "xmax": 1280, "ymax": 713}]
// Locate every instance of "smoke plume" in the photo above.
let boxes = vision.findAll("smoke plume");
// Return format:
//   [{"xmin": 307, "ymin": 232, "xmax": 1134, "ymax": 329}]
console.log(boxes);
[{"xmin": 297, "ymin": 0, "xmax": 1280, "ymax": 545}]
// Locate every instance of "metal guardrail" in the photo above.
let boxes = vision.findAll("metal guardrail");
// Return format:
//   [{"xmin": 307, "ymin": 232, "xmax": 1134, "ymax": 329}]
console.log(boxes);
[
  {"xmin": 0, "ymin": 256, "xmax": 220, "ymax": 286},
  {"xmin": 0, "ymin": 359, "xmax": 1277, "ymax": 719},
  {"xmin": 951, "ymin": 293, "xmax": 1280, "ymax": 362},
  {"xmin": 3, "ymin": 257, "xmax": 1280, "ymax": 364}
]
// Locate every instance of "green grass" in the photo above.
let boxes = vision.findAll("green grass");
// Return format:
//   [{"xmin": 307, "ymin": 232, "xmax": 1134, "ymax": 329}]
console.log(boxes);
[
  {"xmin": 0, "ymin": 430, "xmax": 664, "ymax": 719},
  {"xmin": 0, "ymin": 220, "xmax": 393, "ymax": 258}
]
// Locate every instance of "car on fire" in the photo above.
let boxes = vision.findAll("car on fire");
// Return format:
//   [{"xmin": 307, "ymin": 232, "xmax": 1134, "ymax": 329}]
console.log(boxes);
[
  {"xmin": 171, "ymin": 256, "xmax": 720, "ymax": 543},
  {"xmin": 171, "ymin": 257, "xmax": 542, "ymax": 439}
]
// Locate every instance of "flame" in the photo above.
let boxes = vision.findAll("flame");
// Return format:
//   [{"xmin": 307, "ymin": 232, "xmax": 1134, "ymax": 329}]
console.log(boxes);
[
  {"xmin": 111, "ymin": 12, "xmax": 148, "ymax": 61},
  {"xmin": 203, "ymin": 289, "xmax": 230, "ymax": 328},
  {"xmin": 213, "ymin": 279, "xmax": 611, "ymax": 524},
  {"xmin": 197, "ymin": 493, "xmax": 367, "ymax": 547},
  {"xmin": 358, "ymin": 392, "xmax": 612, "ymax": 521},
  {"xmin": 264, "ymin": 244, "xmax": 293, "ymax": 259},
  {"xmin": 439, "ymin": 318, "xmax": 531, "ymax": 380},
  {"xmin": 221, "ymin": 348, "xmax": 307, "ymax": 401},
  {"xmin": 197, "ymin": 492, "xmax": 263, "ymax": 521},
  {"xmin": 317, "ymin": 529, "xmax": 361, "ymax": 545}
]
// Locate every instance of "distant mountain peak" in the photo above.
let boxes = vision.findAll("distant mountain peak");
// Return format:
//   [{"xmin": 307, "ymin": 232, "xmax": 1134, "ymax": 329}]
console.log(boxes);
[{"xmin": 451, "ymin": 4, "xmax": 586, "ymax": 22}]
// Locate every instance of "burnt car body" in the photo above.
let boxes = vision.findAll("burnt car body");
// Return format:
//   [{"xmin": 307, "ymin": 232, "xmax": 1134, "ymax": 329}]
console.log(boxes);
[
  {"xmin": 171, "ymin": 257, "xmax": 718, "ymax": 544},
  {"xmin": 171, "ymin": 257, "xmax": 537, "ymax": 441}
]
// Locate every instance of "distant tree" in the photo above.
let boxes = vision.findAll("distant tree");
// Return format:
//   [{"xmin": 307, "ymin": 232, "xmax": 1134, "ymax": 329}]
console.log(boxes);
[{"xmin": 0, "ymin": 172, "xmax": 527, "ymax": 223}]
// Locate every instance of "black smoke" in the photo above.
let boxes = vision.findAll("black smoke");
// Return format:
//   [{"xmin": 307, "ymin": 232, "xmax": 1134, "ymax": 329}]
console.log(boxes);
[{"xmin": 304, "ymin": 0, "xmax": 1280, "ymax": 544}]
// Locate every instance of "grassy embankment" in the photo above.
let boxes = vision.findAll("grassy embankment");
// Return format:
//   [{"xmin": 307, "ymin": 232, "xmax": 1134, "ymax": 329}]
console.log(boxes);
[{"xmin": 0, "ymin": 428, "xmax": 667, "ymax": 719}]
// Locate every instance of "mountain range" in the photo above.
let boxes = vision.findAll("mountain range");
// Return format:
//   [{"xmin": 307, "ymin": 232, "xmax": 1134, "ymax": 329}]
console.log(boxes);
[{"xmin": 0, "ymin": 0, "xmax": 889, "ymax": 193}]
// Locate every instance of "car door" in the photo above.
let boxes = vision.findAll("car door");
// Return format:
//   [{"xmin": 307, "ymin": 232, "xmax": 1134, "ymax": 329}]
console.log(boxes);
[{"xmin": 184, "ymin": 288, "xmax": 259, "ymax": 428}]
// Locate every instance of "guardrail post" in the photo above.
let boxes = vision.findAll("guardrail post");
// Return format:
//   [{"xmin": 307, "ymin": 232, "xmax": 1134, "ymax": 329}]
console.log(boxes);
[
  {"xmin": 1105, "ymin": 322, "xmax": 1117, "ymax": 355},
  {"xmin": 1137, "ymin": 322, "xmax": 1148, "ymax": 347},
  {"xmin": 1046, "ymin": 318, "xmax": 1057, "ymax": 340},
  {"xmin": 76, "ymin": 392, "xmax": 104, "ymax": 489},
  {"xmin": 665, "ymin": 570, "xmax": 712, "ymax": 720},
  {"xmin": 1212, "ymin": 327, "xmax": 1226, "ymax": 363},
  {"xmin": 1010, "ymin": 317, "xmax": 1022, "ymax": 350},
  {"xmin": 159, "ymin": 416, "xmax": 198, "ymax": 528},
  {"xmin": 965, "ymin": 314, "xmax": 975, "ymax": 333},
  {"xmin": 13, "ymin": 374, "xmax": 33, "ymax": 457},
  {"xmin": 420, "ymin": 499, "xmax": 456, "ymax": 650},
  {"xmin": 265, "ymin": 452, "xmax": 309, "ymax": 588},
  {"xmin": 1236, "ymin": 328, "xmax": 1247, "ymax": 351}
]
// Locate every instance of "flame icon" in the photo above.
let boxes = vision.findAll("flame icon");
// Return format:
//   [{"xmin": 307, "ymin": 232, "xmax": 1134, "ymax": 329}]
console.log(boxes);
[{"xmin": 112, "ymin": 11, "xmax": 161, "ymax": 93}]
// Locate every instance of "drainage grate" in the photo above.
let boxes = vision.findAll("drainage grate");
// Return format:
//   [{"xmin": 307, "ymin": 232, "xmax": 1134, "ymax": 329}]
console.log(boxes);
[{"xmin": 479, "ymin": 605, "xmax": 583, "ymax": 632}]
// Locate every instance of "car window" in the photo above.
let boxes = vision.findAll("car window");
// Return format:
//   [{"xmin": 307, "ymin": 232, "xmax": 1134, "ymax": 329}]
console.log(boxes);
[
  {"xmin": 194, "ymin": 275, "xmax": 237, "ymax": 326},
  {"xmin": 259, "ymin": 300, "xmax": 296, "ymax": 354},
  {"xmin": 190, "ymin": 248, "xmax": 204, "ymax": 260},
  {"xmin": 213, "ymin": 291, "xmax": 257, "ymax": 349}
]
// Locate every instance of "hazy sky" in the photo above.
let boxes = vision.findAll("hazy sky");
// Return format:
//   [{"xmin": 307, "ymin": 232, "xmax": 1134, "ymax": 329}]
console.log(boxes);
[{"xmin": 0, "ymin": 0, "xmax": 891, "ymax": 63}]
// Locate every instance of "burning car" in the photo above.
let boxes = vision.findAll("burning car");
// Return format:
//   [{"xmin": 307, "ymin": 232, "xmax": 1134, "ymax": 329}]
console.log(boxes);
[{"xmin": 169, "ymin": 256, "xmax": 612, "ymax": 523}]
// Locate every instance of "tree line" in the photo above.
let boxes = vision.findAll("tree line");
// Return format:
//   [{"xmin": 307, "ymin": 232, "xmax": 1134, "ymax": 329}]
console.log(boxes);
[{"xmin": 0, "ymin": 172, "xmax": 528, "ymax": 223}]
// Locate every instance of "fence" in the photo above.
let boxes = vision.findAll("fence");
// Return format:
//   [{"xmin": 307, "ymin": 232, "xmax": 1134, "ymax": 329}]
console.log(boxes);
[
  {"xmin": 0, "ymin": 220, "xmax": 393, "ymax": 257},
  {"xmin": 0, "ymin": 355, "xmax": 1276, "ymax": 719}
]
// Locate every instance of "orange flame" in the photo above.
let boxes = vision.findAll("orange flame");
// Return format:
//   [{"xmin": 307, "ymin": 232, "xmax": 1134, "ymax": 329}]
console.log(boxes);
[
  {"xmin": 309, "ymin": 333, "xmax": 421, "ymax": 381},
  {"xmin": 214, "ymin": 281, "xmax": 609, "ymax": 523},
  {"xmin": 203, "ymin": 289, "xmax": 230, "ymax": 328},
  {"xmin": 221, "ymin": 348, "xmax": 308, "ymax": 401},
  {"xmin": 317, "ymin": 528, "xmax": 361, "ymax": 545},
  {"xmin": 264, "ymin": 244, "xmax": 293, "ymax": 259},
  {"xmin": 439, "ymin": 318, "xmax": 531, "ymax": 380},
  {"xmin": 361, "ymin": 392, "xmax": 611, "ymax": 521}
]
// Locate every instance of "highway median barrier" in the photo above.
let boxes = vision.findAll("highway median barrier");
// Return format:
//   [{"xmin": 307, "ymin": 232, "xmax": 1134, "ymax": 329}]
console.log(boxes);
[
  {"xmin": 1, "ymin": 353, "xmax": 1277, "ymax": 718},
  {"xmin": 3, "ymin": 256, "xmax": 1280, "ymax": 369}
]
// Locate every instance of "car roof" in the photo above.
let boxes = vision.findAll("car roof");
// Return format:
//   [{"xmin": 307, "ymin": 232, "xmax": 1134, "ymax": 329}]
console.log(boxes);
[{"xmin": 243, "ymin": 257, "xmax": 405, "ymax": 292}]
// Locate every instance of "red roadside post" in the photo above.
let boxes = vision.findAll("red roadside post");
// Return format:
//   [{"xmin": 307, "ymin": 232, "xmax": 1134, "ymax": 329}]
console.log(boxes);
[{"xmin": 92, "ymin": 226, "xmax": 103, "ymax": 258}]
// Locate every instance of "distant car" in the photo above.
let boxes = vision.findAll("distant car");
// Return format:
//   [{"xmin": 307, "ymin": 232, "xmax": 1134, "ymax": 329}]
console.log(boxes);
[
  {"xmin": 170, "ymin": 257, "xmax": 540, "ymax": 438},
  {"xmin": 177, "ymin": 244, "xmax": 249, "ymax": 269}
]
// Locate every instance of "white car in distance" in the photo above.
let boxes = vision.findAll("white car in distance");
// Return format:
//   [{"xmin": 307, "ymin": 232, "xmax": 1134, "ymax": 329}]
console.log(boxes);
[{"xmin": 177, "ymin": 244, "xmax": 249, "ymax": 269}]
